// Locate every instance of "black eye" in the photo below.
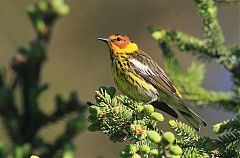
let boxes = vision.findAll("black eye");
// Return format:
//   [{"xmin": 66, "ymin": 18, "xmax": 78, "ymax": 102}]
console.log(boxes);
[{"xmin": 116, "ymin": 37, "xmax": 122, "ymax": 41}]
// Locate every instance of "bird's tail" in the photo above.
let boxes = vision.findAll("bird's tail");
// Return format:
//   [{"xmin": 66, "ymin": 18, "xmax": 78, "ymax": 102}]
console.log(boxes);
[{"xmin": 174, "ymin": 99, "xmax": 207, "ymax": 131}]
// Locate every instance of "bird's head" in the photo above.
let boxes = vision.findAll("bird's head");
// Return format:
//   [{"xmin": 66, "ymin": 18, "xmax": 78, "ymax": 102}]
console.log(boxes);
[{"xmin": 98, "ymin": 34, "xmax": 138, "ymax": 53}]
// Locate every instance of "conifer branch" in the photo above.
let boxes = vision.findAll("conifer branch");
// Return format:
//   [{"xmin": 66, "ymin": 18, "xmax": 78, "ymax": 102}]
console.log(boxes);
[
  {"xmin": 149, "ymin": 0, "xmax": 240, "ymax": 112},
  {"xmin": 88, "ymin": 0, "xmax": 240, "ymax": 157},
  {"xmin": 88, "ymin": 87, "xmax": 183, "ymax": 158},
  {"xmin": 0, "ymin": 0, "xmax": 86, "ymax": 157}
]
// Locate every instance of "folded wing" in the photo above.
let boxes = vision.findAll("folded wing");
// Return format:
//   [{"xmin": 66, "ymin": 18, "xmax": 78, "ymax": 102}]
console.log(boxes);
[{"xmin": 128, "ymin": 50, "xmax": 207, "ymax": 130}]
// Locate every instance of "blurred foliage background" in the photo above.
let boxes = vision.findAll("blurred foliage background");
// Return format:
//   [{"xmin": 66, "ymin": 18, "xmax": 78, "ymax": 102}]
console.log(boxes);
[{"xmin": 0, "ymin": 0, "xmax": 238, "ymax": 157}]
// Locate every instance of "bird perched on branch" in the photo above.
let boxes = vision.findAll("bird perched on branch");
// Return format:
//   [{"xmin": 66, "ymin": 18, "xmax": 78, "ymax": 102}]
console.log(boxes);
[{"xmin": 98, "ymin": 34, "xmax": 207, "ymax": 130}]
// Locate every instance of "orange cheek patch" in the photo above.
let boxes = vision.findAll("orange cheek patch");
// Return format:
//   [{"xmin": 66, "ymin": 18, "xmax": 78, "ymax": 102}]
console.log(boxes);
[
  {"xmin": 114, "ymin": 41, "xmax": 129, "ymax": 49},
  {"xmin": 114, "ymin": 36, "xmax": 130, "ymax": 49}
]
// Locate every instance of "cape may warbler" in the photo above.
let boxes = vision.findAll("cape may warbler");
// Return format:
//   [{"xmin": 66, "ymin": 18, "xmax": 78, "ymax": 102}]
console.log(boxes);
[{"xmin": 98, "ymin": 34, "xmax": 207, "ymax": 130}]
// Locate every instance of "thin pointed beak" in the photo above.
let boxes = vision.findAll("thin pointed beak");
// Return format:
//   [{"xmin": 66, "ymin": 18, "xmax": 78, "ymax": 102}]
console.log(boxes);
[{"xmin": 97, "ymin": 37, "xmax": 109, "ymax": 43}]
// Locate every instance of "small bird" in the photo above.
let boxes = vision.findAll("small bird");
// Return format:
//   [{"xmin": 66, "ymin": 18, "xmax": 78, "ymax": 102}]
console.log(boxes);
[{"xmin": 98, "ymin": 34, "xmax": 207, "ymax": 130}]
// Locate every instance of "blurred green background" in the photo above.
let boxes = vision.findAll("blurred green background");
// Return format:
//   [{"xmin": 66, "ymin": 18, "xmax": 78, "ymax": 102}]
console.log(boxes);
[{"xmin": 0, "ymin": 0, "xmax": 238, "ymax": 157}]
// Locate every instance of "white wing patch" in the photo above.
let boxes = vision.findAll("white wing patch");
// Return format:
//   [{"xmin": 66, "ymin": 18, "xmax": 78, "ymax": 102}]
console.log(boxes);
[{"xmin": 129, "ymin": 58, "xmax": 155, "ymax": 75}]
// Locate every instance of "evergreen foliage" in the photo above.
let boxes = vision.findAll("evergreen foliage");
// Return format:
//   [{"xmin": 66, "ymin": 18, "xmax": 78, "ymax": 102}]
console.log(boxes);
[
  {"xmin": 88, "ymin": 0, "xmax": 240, "ymax": 157},
  {"xmin": 0, "ymin": 0, "xmax": 86, "ymax": 157},
  {"xmin": 88, "ymin": 87, "xmax": 182, "ymax": 158},
  {"xmin": 1, "ymin": 0, "xmax": 240, "ymax": 157}
]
